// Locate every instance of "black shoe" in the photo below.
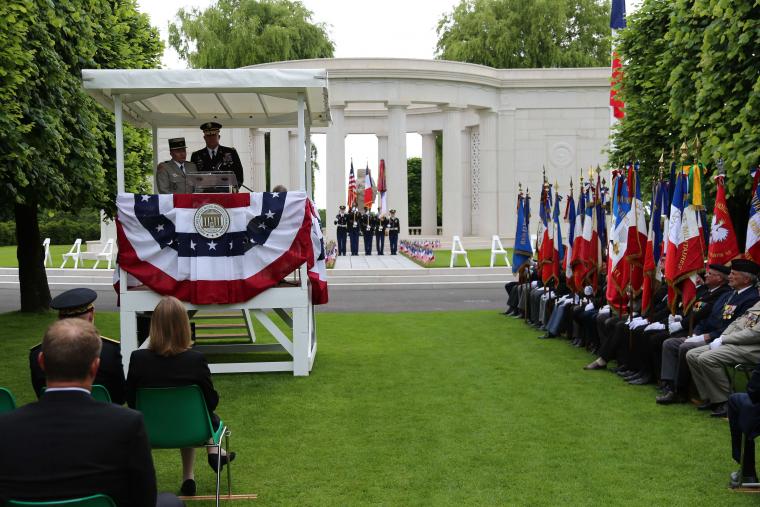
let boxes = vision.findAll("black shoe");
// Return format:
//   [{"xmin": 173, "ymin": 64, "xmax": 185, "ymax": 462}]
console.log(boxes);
[
  {"xmin": 208, "ymin": 451, "xmax": 236, "ymax": 472},
  {"xmin": 611, "ymin": 365, "xmax": 629, "ymax": 374},
  {"xmin": 730, "ymin": 470, "xmax": 759, "ymax": 488},
  {"xmin": 538, "ymin": 333, "xmax": 555, "ymax": 339},
  {"xmin": 710, "ymin": 402, "xmax": 728, "ymax": 418},
  {"xmin": 629, "ymin": 373, "xmax": 652, "ymax": 385},
  {"xmin": 180, "ymin": 479, "xmax": 196, "ymax": 496},
  {"xmin": 656, "ymin": 390, "xmax": 686, "ymax": 405},
  {"xmin": 696, "ymin": 401, "xmax": 714, "ymax": 411},
  {"xmin": 623, "ymin": 371, "xmax": 641, "ymax": 381},
  {"xmin": 616, "ymin": 368, "xmax": 635, "ymax": 377}
]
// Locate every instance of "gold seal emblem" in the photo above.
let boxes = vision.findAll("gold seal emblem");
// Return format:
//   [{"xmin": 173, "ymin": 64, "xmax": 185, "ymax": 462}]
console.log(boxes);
[{"xmin": 193, "ymin": 204, "xmax": 230, "ymax": 239}]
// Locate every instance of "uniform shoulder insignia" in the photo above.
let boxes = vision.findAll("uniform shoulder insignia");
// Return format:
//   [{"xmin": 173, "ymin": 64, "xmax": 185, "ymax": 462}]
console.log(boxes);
[{"xmin": 100, "ymin": 335, "xmax": 119, "ymax": 344}]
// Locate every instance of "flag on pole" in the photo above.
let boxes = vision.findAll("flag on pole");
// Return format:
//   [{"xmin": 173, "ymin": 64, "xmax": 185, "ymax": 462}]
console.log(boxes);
[
  {"xmin": 347, "ymin": 161, "xmax": 357, "ymax": 209},
  {"xmin": 571, "ymin": 179, "xmax": 591, "ymax": 291},
  {"xmin": 642, "ymin": 180, "xmax": 666, "ymax": 314},
  {"xmin": 512, "ymin": 189, "xmax": 533, "ymax": 275},
  {"xmin": 363, "ymin": 164, "xmax": 374, "ymax": 209},
  {"xmin": 625, "ymin": 161, "xmax": 648, "ymax": 294},
  {"xmin": 610, "ymin": 0, "xmax": 626, "ymax": 119},
  {"xmin": 377, "ymin": 159, "xmax": 387, "ymax": 213},
  {"xmin": 746, "ymin": 170, "xmax": 760, "ymax": 264},
  {"xmin": 708, "ymin": 173, "xmax": 739, "ymax": 265},
  {"xmin": 115, "ymin": 192, "xmax": 328, "ymax": 305},
  {"xmin": 551, "ymin": 186, "xmax": 565, "ymax": 284},
  {"xmin": 564, "ymin": 185, "xmax": 578, "ymax": 291},
  {"xmin": 606, "ymin": 170, "xmax": 630, "ymax": 312},
  {"xmin": 665, "ymin": 171, "xmax": 703, "ymax": 313},
  {"xmin": 539, "ymin": 183, "xmax": 555, "ymax": 285}
]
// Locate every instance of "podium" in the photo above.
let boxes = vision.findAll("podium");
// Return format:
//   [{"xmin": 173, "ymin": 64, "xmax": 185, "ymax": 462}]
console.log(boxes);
[{"xmin": 187, "ymin": 171, "xmax": 238, "ymax": 193}]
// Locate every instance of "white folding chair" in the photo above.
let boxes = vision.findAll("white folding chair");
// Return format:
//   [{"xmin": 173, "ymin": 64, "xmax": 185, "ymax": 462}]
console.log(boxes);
[
  {"xmin": 92, "ymin": 238, "xmax": 114, "ymax": 269},
  {"xmin": 42, "ymin": 238, "xmax": 52, "ymax": 267},
  {"xmin": 449, "ymin": 236, "xmax": 470, "ymax": 268},
  {"xmin": 489, "ymin": 235, "xmax": 511, "ymax": 268},
  {"xmin": 60, "ymin": 238, "xmax": 82, "ymax": 268}
]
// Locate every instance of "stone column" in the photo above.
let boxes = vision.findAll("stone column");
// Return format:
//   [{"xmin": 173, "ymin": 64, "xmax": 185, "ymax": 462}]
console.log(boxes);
[
  {"xmin": 325, "ymin": 105, "xmax": 346, "ymax": 241},
  {"xmin": 478, "ymin": 109, "xmax": 498, "ymax": 237},
  {"xmin": 442, "ymin": 106, "xmax": 465, "ymax": 238},
  {"xmin": 249, "ymin": 128, "xmax": 266, "ymax": 192},
  {"xmin": 269, "ymin": 128, "xmax": 290, "ymax": 191},
  {"xmin": 386, "ymin": 104, "xmax": 409, "ymax": 236},
  {"xmin": 377, "ymin": 134, "xmax": 388, "ymax": 170},
  {"xmin": 420, "ymin": 131, "xmax": 437, "ymax": 236},
  {"xmin": 497, "ymin": 107, "xmax": 517, "ymax": 237}
]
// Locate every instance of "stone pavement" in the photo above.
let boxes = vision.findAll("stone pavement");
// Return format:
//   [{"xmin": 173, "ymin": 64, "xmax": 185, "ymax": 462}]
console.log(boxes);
[{"xmin": 332, "ymin": 253, "xmax": 422, "ymax": 270}]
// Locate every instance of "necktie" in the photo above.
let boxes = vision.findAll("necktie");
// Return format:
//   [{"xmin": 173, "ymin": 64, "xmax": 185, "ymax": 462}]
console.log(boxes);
[
  {"xmin": 211, "ymin": 149, "xmax": 216, "ymax": 159},
  {"xmin": 180, "ymin": 163, "xmax": 185, "ymax": 174}
]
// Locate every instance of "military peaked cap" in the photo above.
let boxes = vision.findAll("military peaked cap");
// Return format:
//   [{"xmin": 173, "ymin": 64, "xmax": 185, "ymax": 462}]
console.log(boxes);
[{"xmin": 50, "ymin": 288, "xmax": 97, "ymax": 317}]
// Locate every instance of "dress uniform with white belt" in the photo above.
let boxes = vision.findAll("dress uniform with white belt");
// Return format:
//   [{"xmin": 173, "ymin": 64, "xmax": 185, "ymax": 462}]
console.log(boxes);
[
  {"xmin": 388, "ymin": 210, "xmax": 400, "ymax": 255},
  {"xmin": 334, "ymin": 205, "xmax": 348, "ymax": 256},
  {"xmin": 360, "ymin": 207, "xmax": 374, "ymax": 256}
]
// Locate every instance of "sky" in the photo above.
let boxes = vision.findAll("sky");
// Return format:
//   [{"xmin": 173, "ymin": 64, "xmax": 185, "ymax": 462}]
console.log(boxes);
[{"xmin": 135, "ymin": 0, "xmax": 641, "ymax": 207}]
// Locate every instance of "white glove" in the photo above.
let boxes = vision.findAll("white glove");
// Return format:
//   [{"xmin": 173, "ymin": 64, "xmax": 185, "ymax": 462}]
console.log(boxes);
[
  {"xmin": 584, "ymin": 302, "xmax": 595, "ymax": 311},
  {"xmin": 531, "ymin": 281, "xmax": 539, "ymax": 288},
  {"xmin": 584, "ymin": 286, "xmax": 593, "ymax": 296},
  {"xmin": 685, "ymin": 334, "xmax": 706, "ymax": 344},
  {"xmin": 668, "ymin": 321, "xmax": 683, "ymax": 334},
  {"xmin": 632, "ymin": 318, "xmax": 649, "ymax": 329},
  {"xmin": 645, "ymin": 322, "xmax": 666, "ymax": 331},
  {"xmin": 598, "ymin": 305, "xmax": 610, "ymax": 316},
  {"xmin": 668, "ymin": 314, "xmax": 683, "ymax": 324},
  {"xmin": 710, "ymin": 337, "xmax": 723, "ymax": 350}
]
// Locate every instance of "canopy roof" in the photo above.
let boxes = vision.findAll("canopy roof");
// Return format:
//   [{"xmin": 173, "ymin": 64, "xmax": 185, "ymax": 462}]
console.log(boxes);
[{"xmin": 81, "ymin": 68, "xmax": 330, "ymax": 129}]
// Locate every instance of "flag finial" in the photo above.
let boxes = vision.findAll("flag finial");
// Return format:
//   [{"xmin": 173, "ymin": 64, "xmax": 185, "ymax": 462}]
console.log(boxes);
[
  {"xmin": 518, "ymin": 182, "xmax": 523, "ymax": 193},
  {"xmin": 680, "ymin": 142, "xmax": 689, "ymax": 162},
  {"xmin": 694, "ymin": 136, "xmax": 701, "ymax": 157}
]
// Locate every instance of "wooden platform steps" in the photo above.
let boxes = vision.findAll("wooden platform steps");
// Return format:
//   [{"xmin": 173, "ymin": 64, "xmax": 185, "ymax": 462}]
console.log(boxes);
[{"xmin": 191, "ymin": 311, "xmax": 252, "ymax": 341}]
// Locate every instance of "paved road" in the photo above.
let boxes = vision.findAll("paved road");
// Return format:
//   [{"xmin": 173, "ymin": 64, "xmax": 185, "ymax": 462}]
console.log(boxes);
[{"xmin": 0, "ymin": 284, "xmax": 507, "ymax": 314}]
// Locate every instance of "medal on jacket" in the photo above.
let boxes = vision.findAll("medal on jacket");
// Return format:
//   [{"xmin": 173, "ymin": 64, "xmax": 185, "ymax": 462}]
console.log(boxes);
[
  {"xmin": 747, "ymin": 313, "xmax": 760, "ymax": 328},
  {"xmin": 723, "ymin": 304, "xmax": 737, "ymax": 320}
]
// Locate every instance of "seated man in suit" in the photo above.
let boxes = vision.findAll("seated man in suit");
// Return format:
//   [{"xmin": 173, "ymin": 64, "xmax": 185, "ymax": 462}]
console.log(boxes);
[
  {"xmin": 0, "ymin": 319, "xmax": 182, "ymax": 506},
  {"xmin": 729, "ymin": 364, "xmax": 760, "ymax": 487},
  {"xmin": 156, "ymin": 137, "xmax": 197, "ymax": 194},
  {"xmin": 29, "ymin": 287, "xmax": 125, "ymax": 404}
]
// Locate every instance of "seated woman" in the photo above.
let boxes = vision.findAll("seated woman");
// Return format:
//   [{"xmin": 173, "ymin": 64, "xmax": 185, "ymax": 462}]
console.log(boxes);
[{"xmin": 126, "ymin": 296, "xmax": 235, "ymax": 497}]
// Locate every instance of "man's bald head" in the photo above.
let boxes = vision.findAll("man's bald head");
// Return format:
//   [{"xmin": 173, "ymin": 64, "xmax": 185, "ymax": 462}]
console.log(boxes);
[{"xmin": 41, "ymin": 319, "xmax": 101, "ymax": 383}]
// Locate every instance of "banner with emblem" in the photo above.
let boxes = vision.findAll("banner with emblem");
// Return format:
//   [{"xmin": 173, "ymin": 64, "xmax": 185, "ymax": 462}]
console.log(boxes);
[{"xmin": 115, "ymin": 191, "xmax": 328, "ymax": 305}]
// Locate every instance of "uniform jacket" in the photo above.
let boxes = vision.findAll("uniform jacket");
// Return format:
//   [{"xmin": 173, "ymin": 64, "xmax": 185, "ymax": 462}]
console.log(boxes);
[
  {"xmin": 334, "ymin": 213, "xmax": 347, "ymax": 228},
  {"xmin": 29, "ymin": 337, "xmax": 126, "ymax": 405},
  {"xmin": 156, "ymin": 160, "xmax": 197, "ymax": 194},
  {"xmin": 388, "ymin": 217, "xmax": 400, "ymax": 234},
  {"xmin": 347, "ymin": 209, "xmax": 361, "ymax": 231},
  {"xmin": 721, "ymin": 301, "xmax": 760, "ymax": 346},
  {"xmin": 688, "ymin": 284, "xmax": 731, "ymax": 322},
  {"xmin": 360, "ymin": 212, "xmax": 374, "ymax": 234},
  {"xmin": 191, "ymin": 145, "xmax": 244, "ymax": 187},
  {"xmin": 126, "ymin": 348, "xmax": 219, "ymax": 421},
  {"xmin": 0, "ymin": 391, "xmax": 156, "ymax": 506},
  {"xmin": 373, "ymin": 215, "xmax": 387, "ymax": 235},
  {"xmin": 695, "ymin": 286, "xmax": 760, "ymax": 340}
]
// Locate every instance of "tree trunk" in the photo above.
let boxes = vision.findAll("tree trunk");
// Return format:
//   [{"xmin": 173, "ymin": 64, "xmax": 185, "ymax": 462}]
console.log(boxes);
[{"xmin": 15, "ymin": 201, "xmax": 51, "ymax": 312}]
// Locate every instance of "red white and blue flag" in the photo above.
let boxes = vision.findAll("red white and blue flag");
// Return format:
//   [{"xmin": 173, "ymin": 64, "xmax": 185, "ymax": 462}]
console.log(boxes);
[
  {"xmin": 116, "ymin": 192, "xmax": 328, "ymax": 305},
  {"xmin": 347, "ymin": 161, "xmax": 357, "ymax": 209}
]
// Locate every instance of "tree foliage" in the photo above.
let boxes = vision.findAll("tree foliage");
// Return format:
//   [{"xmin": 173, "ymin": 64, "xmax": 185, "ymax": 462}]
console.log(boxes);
[
  {"xmin": 436, "ymin": 0, "xmax": 611, "ymax": 68},
  {"xmin": 610, "ymin": 0, "xmax": 760, "ymax": 222},
  {"xmin": 0, "ymin": 0, "xmax": 162, "ymax": 310},
  {"xmin": 169, "ymin": 0, "xmax": 334, "ymax": 69}
]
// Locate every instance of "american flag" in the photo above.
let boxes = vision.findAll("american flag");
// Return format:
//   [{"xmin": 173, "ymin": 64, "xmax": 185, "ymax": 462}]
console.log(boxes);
[
  {"xmin": 347, "ymin": 161, "xmax": 357, "ymax": 208},
  {"xmin": 115, "ymin": 191, "xmax": 327, "ymax": 305}
]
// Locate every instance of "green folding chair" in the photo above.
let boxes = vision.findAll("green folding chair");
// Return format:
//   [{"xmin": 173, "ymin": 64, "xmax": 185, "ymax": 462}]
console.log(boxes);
[
  {"xmin": 7, "ymin": 493, "xmax": 116, "ymax": 506},
  {"xmin": 725, "ymin": 363, "xmax": 756, "ymax": 394},
  {"xmin": 136, "ymin": 385, "xmax": 232, "ymax": 506},
  {"xmin": 0, "ymin": 387, "xmax": 17, "ymax": 413}
]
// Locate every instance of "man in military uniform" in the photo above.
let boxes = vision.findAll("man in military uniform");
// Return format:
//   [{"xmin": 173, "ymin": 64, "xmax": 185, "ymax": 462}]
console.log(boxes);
[
  {"xmin": 388, "ymin": 209, "xmax": 400, "ymax": 255},
  {"xmin": 347, "ymin": 204, "xmax": 361, "ymax": 255},
  {"xmin": 360, "ymin": 206, "xmax": 374, "ymax": 256},
  {"xmin": 29, "ymin": 288, "xmax": 125, "ymax": 404},
  {"xmin": 687, "ymin": 259, "xmax": 760, "ymax": 417},
  {"xmin": 728, "ymin": 364, "xmax": 760, "ymax": 487},
  {"xmin": 374, "ymin": 213, "xmax": 388, "ymax": 255},
  {"xmin": 156, "ymin": 138, "xmax": 197, "ymax": 194},
  {"xmin": 191, "ymin": 121, "xmax": 244, "ymax": 189},
  {"xmin": 334, "ymin": 205, "xmax": 348, "ymax": 256}
]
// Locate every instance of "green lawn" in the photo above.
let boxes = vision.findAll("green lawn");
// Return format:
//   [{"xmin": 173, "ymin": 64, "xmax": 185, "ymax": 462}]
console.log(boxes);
[
  {"xmin": 0, "ymin": 245, "xmax": 112, "ymax": 269},
  {"xmin": 0, "ymin": 310, "xmax": 754, "ymax": 505},
  {"xmin": 420, "ymin": 248, "xmax": 513, "ymax": 268}
]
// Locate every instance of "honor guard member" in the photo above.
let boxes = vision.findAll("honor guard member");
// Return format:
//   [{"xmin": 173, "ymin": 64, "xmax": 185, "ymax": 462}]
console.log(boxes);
[
  {"xmin": 375, "ymin": 213, "xmax": 388, "ymax": 255},
  {"xmin": 156, "ymin": 138, "xmax": 197, "ymax": 194},
  {"xmin": 348, "ymin": 204, "xmax": 361, "ymax": 255},
  {"xmin": 334, "ymin": 205, "xmax": 348, "ymax": 256},
  {"xmin": 191, "ymin": 121, "xmax": 244, "ymax": 189},
  {"xmin": 29, "ymin": 288, "xmax": 126, "ymax": 404},
  {"xmin": 388, "ymin": 209, "xmax": 400, "ymax": 255},
  {"xmin": 360, "ymin": 206, "xmax": 374, "ymax": 255}
]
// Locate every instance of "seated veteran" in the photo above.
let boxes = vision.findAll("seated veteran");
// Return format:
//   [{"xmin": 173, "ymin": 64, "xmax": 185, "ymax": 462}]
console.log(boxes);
[
  {"xmin": 156, "ymin": 137, "xmax": 197, "ymax": 194},
  {"xmin": 1, "ymin": 318, "xmax": 183, "ymax": 507},
  {"xmin": 728, "ymin": 364, "xmax": 760, "ymax": 487},
  {"xmin": 29, "ymin": 287, "xmax": 125, "ymax": 404}
]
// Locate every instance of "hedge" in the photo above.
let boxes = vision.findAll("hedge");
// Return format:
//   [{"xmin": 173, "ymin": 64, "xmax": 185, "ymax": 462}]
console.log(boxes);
[{"xmin": 0, "ymin": 212, "xmax": 100, "ymax": 246}]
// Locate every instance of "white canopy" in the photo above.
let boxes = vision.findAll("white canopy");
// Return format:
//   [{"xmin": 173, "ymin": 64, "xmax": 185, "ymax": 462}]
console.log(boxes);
[{"xmin": 81, "ymin": 68, "xmax": 330, "ymax": 128}]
